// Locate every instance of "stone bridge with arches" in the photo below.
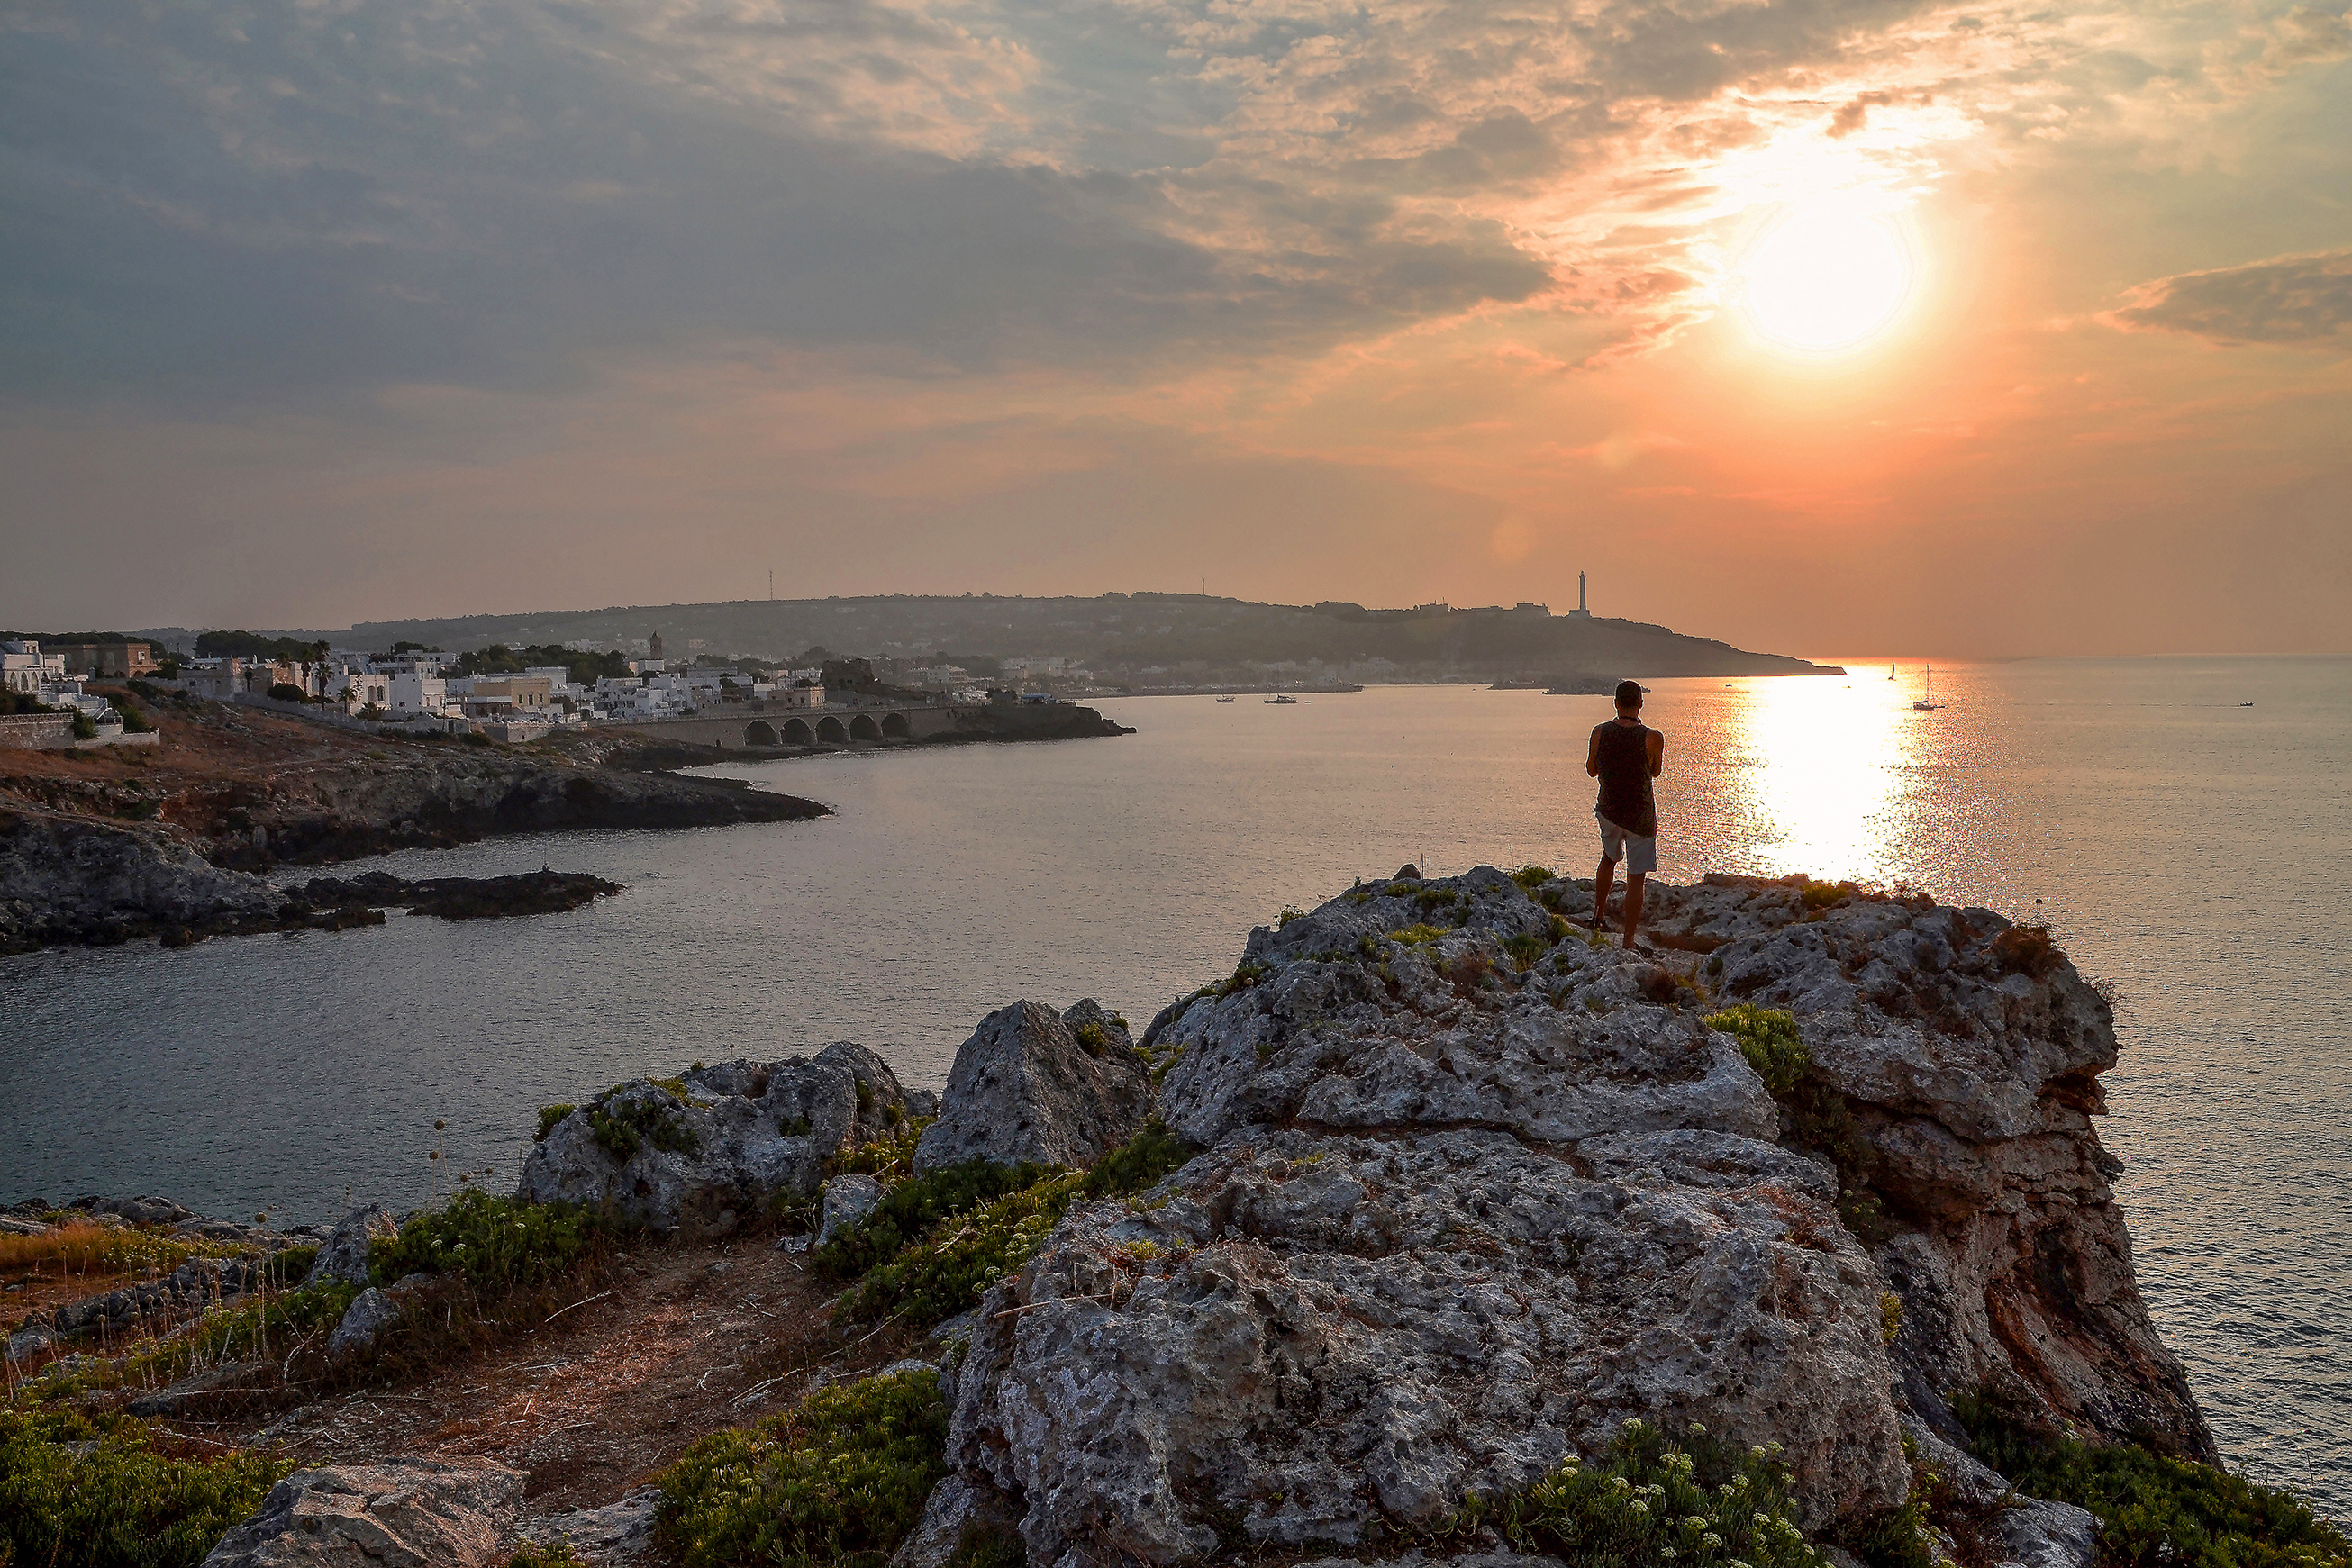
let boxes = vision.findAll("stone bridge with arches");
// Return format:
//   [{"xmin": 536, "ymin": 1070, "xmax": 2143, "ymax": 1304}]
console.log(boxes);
[{"xmin": 605, "ymin": 700, "xmax": 1023, "ymax": 752}]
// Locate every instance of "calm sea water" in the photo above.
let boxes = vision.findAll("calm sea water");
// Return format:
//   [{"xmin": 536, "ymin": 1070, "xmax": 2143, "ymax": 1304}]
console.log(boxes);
[{"xmin": 3, "ymin": 659, "xmax": 2346, "ymax": 1509}]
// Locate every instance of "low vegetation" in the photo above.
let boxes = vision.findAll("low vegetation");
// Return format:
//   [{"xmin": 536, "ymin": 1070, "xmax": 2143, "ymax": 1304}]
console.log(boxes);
[
  {"xmin": 1957, "ymin": 1398, "xmax": 2350, "ymax": 1568},
  {"xmin": 125, "ymin": 1276, "xmax": 359, "ymax": 1389},
  {"xmin": 812, "ymin": 1158, "xmax": 1049, "ymax": 1283},
  {"xmin": 586, "ymin": 1087, "xmax": 698, "ymax": 1162},
  {"xmin": 0, "ymin": 1404, "xmax": 289, "ymax": 1568},
  {"xmin": 1512, "ymin": 865, "xmax": 1556, "ymax": 890},
  {"xmin": 830, "ymin": 1119, "xmax": 1196, "ymax": 1333},
  {"xmin": 656, "ymin": 1366, "xmax": 949, "ymax": 1568},
  {"xmin": 1703, "ymin": 1005, "xmax": 1888, "ymax": 1237},
  {"xmin": 369, "ymin": 1190, "xmax": 611, "ymax": 1292},
  {"xmin": 0, "ymin": 1220, "xmax": 243, "ymax": 1285},
  {"xmin": 1497, "ymin": 1418, "xmax": 1827, "ymax": 1568}
]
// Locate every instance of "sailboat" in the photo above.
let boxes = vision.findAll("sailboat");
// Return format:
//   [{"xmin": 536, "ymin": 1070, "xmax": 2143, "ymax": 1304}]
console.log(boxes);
[{"xmin": 1912, "ymin": 665, "xmax": 1943, "ymax": 711}]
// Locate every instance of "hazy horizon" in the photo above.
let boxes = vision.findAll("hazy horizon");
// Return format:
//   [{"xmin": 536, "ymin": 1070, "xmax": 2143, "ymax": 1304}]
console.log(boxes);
[{"xmin": 4, "ymin": 0, "xmax": 2347, "ymax": 657}]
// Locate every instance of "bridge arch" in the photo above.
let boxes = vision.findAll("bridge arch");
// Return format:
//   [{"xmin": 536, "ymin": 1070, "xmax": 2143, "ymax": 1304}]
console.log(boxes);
[
  {"xmin": 849, "ymin": 713, "xmax": 883, "ymax": 741},
  {"xmin": 782, "ymin": 718, "xmax": 814, "ymax": 746},
  {"xmin": 816, "ymin": 715, "xmax": 849, "ymax": 743},
  {"xmin": 745, "ymin": 720, "xmax": 778, "ymax": 747},
  {"xmin": 881, "ymin": 711, "xmax": 911, "ymax": 739}
]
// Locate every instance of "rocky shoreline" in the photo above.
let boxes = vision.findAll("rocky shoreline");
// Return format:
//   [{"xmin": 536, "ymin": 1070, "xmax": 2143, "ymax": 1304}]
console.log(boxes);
[
  {"xmin": 5, "ymin": 868, "xmax": 2334, "ymax": 1568},
  {"xmin": 0, "ymin": 697, "xmax": 825, "ymax": 955}
]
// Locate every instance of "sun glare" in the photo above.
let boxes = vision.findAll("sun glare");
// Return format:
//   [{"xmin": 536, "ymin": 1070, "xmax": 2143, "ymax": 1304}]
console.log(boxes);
[{"xmin": 1735, "ymin": 201, "xmax": 1917, "ymax": 355}]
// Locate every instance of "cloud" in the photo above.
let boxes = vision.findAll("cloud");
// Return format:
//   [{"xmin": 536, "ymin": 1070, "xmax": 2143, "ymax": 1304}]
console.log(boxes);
[{"xmin": 2106, "ymin": 251, "xmax": 2352, "ymax": 347}]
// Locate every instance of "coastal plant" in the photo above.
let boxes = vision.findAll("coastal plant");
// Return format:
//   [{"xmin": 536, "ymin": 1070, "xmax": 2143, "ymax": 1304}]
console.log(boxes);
[
  {"xmin": 1800, "ymin": 879, "xmax": 1863, "ymax": 913},
  {"xmin": 1504, "ymin": 932, "xmax": 1548, "ymax": 972},
  {"xmin": 1212, "ymin": 958, "xmax": 1271, "ymax": 997},
  {"xmin": 0, "ymin": 1405, "xmax": 291, "ymax": 1568},
  {"xmin": 828, "ymin": 1116, "xmax": 934, "ymax": 1182},
  {"xmin": 586, "ymin": 1087, "xmax": 698, "ymax": 1163},
  {"xmin": 534, "ymin": 1104, "xmax": 575, "ymax": 1142},
  {"xmin": 123, "ymin": 1275, "xmax": 359, "ymax": 1388},
  {"xmin": 1276, "ymin": 906, "xmax": 1306, "ymax": 928},
  {"xmin": 1705, "ymin": 1005, "xmax": 1810, "ymax": 1096},
  {"xmin": 1497, "ymin": 1418, "xmax": 1826, "ymax": 1568},
  {"xmin": 1390, "ymin": 923, "xmax": 1448, "ymax": 947},
  {"xmin": 1074, "ymin": 1022, "xmax": 1109, "ymax": 1056},
  {"xmin": 1512, "ymin": 865, "xmax": 1556, "ymax": 890},
  {"xmin": 0, "ymin": 1221, "xmax": 243, "ymax": 1284},
  {"xmin": 1955, "ymin": 1397, "xmax": 2350, "ymax": 1568},
  {"xmin": 831, "ymin": 1120, "xmax": 1197, "ymax": 1332},
  {"xmin": 812, "ymin": 1157, "xmax": 1050, "ymax": 1282},
  {"xmin": 1992, "ymin": 923, "xmax": 2064, "ymax": 981},
  {"xmin": 655, "ymin": 1366, "xmax": 949, "ymax": 1568},
  {"xmin": 369, "ymin": 1190, "xmax": 610, "ymax": 1292},
  {"xmin": 507, "ymin": 1542, "xmax": 586, "ymax": 1568}
]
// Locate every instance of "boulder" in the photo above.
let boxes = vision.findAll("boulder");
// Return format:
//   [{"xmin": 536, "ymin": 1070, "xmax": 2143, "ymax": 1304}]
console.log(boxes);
[
  {"xmin": 518, "ymin": 1042, "xmax": 912, "ymax": 1235},
  {"xmin": 72, "ymin": 1194, "xmax": 195, "ymax": 1226},
  {"xmin": 126, "ymin": 1358, "xmax": 272, "ymax": 1418},
  {"xmin": 934, "ymin": 868, "xmax": 2203, "ymax": 1568},
  {"xmin": 327, "ymin": 1287, "xmax": 397, "ymax": 1362},
  {"xmin": 304, "ymin": 1204, "xmax": 399, "ymax": 1289},
  {"xmin": 817, "ymin": 1174, "xmax": 885, "ymax": 1246},
  {"xmin": 201, "ymin": 1455, "xmax": 525, "ymax": 1567},
  {"xmin": 913, "ymin": 999, "xmax": 1150, "ymax": 1175},
  {"xmin": 515, "ymin": 1489, "xmax": 661, "ymax": 1564}
]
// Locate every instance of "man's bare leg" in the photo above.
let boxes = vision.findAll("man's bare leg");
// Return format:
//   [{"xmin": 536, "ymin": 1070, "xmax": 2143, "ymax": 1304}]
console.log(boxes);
[
  {"xmin": 1593, "ymin": 857, "xmax": 1617, "ymax": 932},
  {"xmin": 1622, "ymin": 872, "xmax": 1647, "ymax": 949}
]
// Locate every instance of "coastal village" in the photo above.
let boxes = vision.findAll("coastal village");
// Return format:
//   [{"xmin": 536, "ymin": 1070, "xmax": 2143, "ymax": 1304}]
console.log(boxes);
[{"xmin": 0, "ymin": 630, "xmax": 1095, "ymax": 751}]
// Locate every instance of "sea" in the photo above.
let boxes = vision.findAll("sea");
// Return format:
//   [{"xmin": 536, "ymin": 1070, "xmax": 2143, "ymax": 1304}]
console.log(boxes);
[{"xmin": 3, "ymin": 658, "xmax": 2346, "ymax": 1510}]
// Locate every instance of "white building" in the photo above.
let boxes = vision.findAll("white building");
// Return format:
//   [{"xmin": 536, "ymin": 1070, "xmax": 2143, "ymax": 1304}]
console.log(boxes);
[{"xmin": 1, "ymin": 640, "xmax": 67, "ymax": 694}]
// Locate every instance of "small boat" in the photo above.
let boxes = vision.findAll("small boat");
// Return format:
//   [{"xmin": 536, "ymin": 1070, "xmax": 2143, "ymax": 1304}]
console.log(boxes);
[
  {"xmin": 1912, "ymin": 664, "xmax": 1944, "ymax": 711},
  {"xmin": 1215, "ymin": 695, "xmax": 1236, "ymax": 703},
  {"xmin": 1265, "ymin": 694, "xmax": 1298, "ymax": 704}
]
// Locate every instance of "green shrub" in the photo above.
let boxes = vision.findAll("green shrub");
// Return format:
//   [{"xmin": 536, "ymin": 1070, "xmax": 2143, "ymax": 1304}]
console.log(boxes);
[
  {"xmin": 1078, "ymin": 1117, "xmax": 1194, "ymax": 1199},
  {"xmin": 126, "ymin": 1277, "xmax": 358, "ymax": 1387},
  {"xmin": 508, "ymin": 1540, "xmax": 586, "ymax": 1567},
  {"xmin": 1276, "ymin": 906, "xmax": 1306, "ymax": 928},
  {"xmin": 813, "ymin": 1158, "xmax": 1049, "ymax": 1283},
  {"xmin": 115, "ymin": 702, "xmax": 155, "ymax": 733},
  {"xmin": 831, "ymin": 1120, "xmax": 1195, "ymax": 1333},
  {"xmin": 1512, "ymin": 865, "xmax": 1555, "ymax": 890},
  {"xmin": 1955, "ymin": 1398, "xmax": 2349, "ymax": 1568},
  {"xmin": 1213, "ymin": 958, "xmax": 1271, "ymax": 997},
  {"xmin": 1499, "ymin": 1418, "xmax": 1826, "ymax": 1568},
  {"xmin": 656, "ymin": 1367, "xmax": 949, "ymax": 1568},
  {"xmin": 535, "ymin": 1104, "xmax": 576, "ymax": 1142},
  {"xmin": 1705, "ymin": 1004, "xmax": 1809, "ymax": 1096},
  {"xmin": 1800, "ymin": 879, "xmax": 1860, "ymax": 912},
  {"xmin": 586, "ymin": 1087, "xmax": 697, "ymax": 1162},
  {"xmin": 829, "ymin": 1116, "xmax": 933, "ymax": 1182},
  {"xmin": 369, "ymin": 1190, "xmax": 609, "ymax": 1291},
  {"xmin": 946, "ymin": 1518, "xmax": 1027, "ymax": 1568},
  {"xmin": 1074, "ymin": 1022, "xmax": 1108, "ymax": 1057},
  {"xmin": 1504, "ymin": 932, "xmax": 1547, "ymax": 972},
  {"xmin": 0, "ymin": 1406, "xmax": 290, "ymax": 1568},
  {"xmin": 1391, "ymin": 923, "xmax": 1448, "ymax": 947},
  {"xmin": 70, "ymin": 710, "xmax": 99, "ymax": 739},
  {"xmin": 1415, "ymin": 887, "xmax": 1460, "ymax": 911},
  {"xmin": 1993, "ymin": 923, "xmax": 2064, "ymax": 980}
]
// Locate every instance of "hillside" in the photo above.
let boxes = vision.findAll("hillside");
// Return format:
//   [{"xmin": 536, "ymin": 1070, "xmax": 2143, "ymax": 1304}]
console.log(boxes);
[{"xmin": 151, "ymin": 594, "xmax": 1840, "ymax": 684}]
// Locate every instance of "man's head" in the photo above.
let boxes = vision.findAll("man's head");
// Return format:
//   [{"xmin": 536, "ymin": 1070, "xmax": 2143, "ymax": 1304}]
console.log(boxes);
[{"xmin": 1615, "ymin": 679, "xmax": 1644, "ymax": 717}]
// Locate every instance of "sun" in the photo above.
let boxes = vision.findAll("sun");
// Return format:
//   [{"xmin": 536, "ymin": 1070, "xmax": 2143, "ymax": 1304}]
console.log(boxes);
[{"xmin": 1734, "ymin": 200, "xmax": 1918, "ymax": 355}]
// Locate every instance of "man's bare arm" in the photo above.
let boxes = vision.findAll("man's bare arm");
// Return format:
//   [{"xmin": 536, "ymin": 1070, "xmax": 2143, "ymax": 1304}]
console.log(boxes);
[
  {"xmin": 1586, "ymin": 726, "xmax": 1603, "ymax": 777},
  {"xmin": 1647, "ymin": 730, "xmax": 1665, "ymax": 779}
]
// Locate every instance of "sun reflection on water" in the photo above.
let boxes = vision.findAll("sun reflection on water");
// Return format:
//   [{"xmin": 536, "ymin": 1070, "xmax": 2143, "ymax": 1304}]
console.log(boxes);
[{"xmin": 1721, "ymin": 675, "xmax": 1911, "ymax": 883}]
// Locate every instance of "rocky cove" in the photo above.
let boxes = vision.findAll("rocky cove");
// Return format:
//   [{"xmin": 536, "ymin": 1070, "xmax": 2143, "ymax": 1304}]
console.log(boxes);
[{"xmin": 2, "ymin": 867, "xmax": 2338, "ymax": 1568}]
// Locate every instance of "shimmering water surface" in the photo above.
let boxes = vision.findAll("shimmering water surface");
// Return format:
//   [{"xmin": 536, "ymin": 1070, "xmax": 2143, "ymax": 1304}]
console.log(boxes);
[{"xmin": 4, "ymin": 659, "xmax": 2346, "ymax": 1508}]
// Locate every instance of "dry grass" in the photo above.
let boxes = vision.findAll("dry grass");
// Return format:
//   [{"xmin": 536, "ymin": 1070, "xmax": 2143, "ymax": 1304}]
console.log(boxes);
[{"xmin": 0, "ymin": 1221, "xmax": 239, "ymax": 1284}]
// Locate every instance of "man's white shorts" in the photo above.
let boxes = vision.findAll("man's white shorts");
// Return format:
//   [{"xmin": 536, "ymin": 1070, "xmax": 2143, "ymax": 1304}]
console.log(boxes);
[{"xmin": 1596, "ymin": 809, "xmax": 1657, "ymax": 875}]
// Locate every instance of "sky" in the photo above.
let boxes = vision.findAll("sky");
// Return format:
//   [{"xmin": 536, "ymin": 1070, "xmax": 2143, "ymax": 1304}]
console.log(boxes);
[{"xmin": 1, "ymin": 0, "xmax": 2347, "ymax": 657}]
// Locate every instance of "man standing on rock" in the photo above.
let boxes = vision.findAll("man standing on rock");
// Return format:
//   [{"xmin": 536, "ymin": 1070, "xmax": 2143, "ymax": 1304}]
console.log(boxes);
[{"xmin": 1587, "ymin": 679, "xmax": 1665, "ymax": 950}]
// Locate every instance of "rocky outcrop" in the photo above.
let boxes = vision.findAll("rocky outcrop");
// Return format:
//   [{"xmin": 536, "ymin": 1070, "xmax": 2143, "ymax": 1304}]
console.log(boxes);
[
  {"xmin": 913, "ymin": 999, "xmax": 1150, "ymax": 1174},
  {"xmin": 283, "ymin": 868, "xmax": 623, "ymax": 921},
  {"xmin": 818, "ymin": 1174, "xmax": 887, "ymax": 1246},
  {"xmin": 519, "ymin": 1043, "xmax": 913, "ymax": 1235},
  {"xmin": 202, "ymin": 1456, "xmax": 525, "ymax": 1567},
  {"xmin": 0, "ymin": 811, "xmax": 285, "ymax": 953},
  {"xmin": 306, "ymin": 1205, "xmax": 401, "ymax": 1289},
  {"xmin": 930, "ymin": 867, "xmax": 2206, "ymax": 1568},
  {"xmin": 1620, "ymin": 875, "xmax": 2211, "ymax": 1458}
]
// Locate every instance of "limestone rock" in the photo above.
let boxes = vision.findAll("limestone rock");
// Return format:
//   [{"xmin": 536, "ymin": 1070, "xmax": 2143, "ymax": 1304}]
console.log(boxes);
[
  {"xmin": 305, "ymin": 1205, "xmax": 399, "ymax": 1289},
  {"xmin": 1623, "ymin": 875, "xmax": 2211, "ymax": 1455},
  {"xmin": 73, "ymin": 1194, "xmax": 195, "ymax": 1226},
  {"xmin": 201, "ymin": 1455, "xmax": 525, "ymax": 1567},
  {"xmin": 516, "ymin": 1489, "xmax": 661, "ymax": 1564},
  {"xmin": 327, "ymin": 1287, "xmax": 397, "ymax": 1362},
  {"xmin": 913, "ymin": 999, "xmax": 1150, "ymax": 1175},
  {"xmin": 935, "ymin": 867, "xmax": 2203, "ymax": 1568},
  {"xmin": 126, "ymin": 1358, "xmax": 272, "ymax": 1418},
  {"xmin": 818, "ymin": 1174, "xmax": 885, "ymax": 1246},
  {"xmin": 518, "ymin": 1042, "xmax": 910, "ymax": 1234},
  {"xmin": 894, "ymin": 1474, "xmax": 1025, "ymax": 1568}
]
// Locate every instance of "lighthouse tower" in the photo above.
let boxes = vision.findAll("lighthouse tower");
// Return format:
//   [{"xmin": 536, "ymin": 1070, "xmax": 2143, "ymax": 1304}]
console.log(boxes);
[{"xmin": 1570, "ymin": 571, "xmax": 1592, "ymax": 619}]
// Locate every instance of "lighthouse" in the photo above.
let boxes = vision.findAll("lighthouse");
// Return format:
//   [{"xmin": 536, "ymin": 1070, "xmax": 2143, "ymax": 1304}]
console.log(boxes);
[{"xmin": 1570, "ymin": 571, "xmax": 1591, "ymax": 619}]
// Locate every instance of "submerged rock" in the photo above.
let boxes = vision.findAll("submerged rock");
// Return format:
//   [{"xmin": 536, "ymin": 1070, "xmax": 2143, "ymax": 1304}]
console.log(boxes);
[
  {"xmin": 519, "ymin": 1042, "xmax": 912, "ymax": 1235},
  {"xmin": 913, "ymin": 998, "xmax": 1150, "ymax": 1174},
  {"xmin": 931, "ymin": 866, "xmax": 2208, "ymax": 1568},
  {"xmin": 202, "ymin": 1455, "xmax": 525, "ymax": 1567}
]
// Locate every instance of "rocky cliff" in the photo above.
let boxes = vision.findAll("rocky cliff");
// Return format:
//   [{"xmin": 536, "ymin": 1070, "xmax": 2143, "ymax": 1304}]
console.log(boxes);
[{"xmin": 920, "ymin": 867, "xmax": 2208, "ymax": 1567}]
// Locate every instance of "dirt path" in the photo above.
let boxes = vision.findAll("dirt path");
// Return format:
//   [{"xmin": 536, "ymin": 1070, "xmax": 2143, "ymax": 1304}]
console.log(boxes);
[{"xmin": 232, "ymin": 1232, "xmax": 919, "ymax": 1513}]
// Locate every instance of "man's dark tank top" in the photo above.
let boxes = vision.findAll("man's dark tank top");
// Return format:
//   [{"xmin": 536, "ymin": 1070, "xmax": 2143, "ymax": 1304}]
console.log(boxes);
[{"xmin": 1594, "ymin": 721, "xmax": 1657, "ymax": 837}]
